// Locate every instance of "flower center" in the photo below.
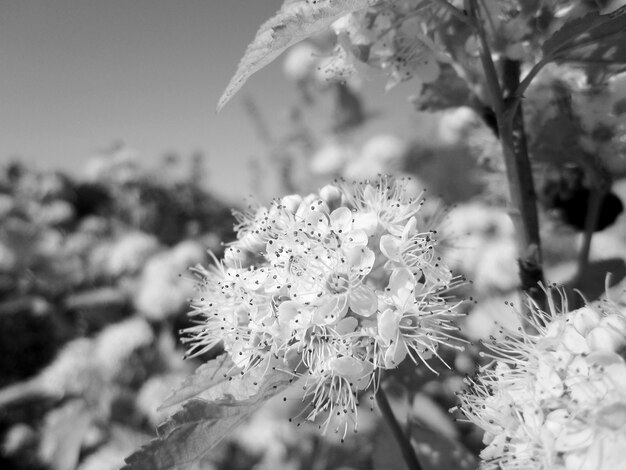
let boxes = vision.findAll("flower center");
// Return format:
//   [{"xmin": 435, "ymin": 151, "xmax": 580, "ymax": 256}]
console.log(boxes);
[
  {"xmin": 399, "ymin": 315, "xmax": 418, "ymax": 330},
  {"xmin": 326, "ymin": 272, "xmax": 350, "ymax": 294}
]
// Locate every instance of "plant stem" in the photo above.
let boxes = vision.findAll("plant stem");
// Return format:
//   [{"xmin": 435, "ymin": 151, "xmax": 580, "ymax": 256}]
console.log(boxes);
[
  {"xmin": 376, "ymin": 387, "xmax": 423, "ymax": 470},
  {"xmin": 571, "ymin": 153, "xmax": 610, "ymax": 306},
  {"xmin": 572, "ymin": 187, "xmax": 604, "ymax": 306},
  {"xmin": 512, "ymin": 58, "xmax": 549, "ymax": 106},
  {"xmin": 470, "ymin": 0, "xmax": 545, "ymax": 303},
  {"xmin": 500, "ymin": 59, "xmax": 545, "ymax": 304},
  {"xmin": 472, "ymin": 3, "xmax": 503, "ymax": 116}
]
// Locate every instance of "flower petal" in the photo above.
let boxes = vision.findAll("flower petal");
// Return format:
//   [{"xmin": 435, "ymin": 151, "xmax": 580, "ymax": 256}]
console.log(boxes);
[
  {"xmin": 378, "ymin": 308, "xmax": 401, "ymax": 344},
  {"xmin": 380, "ymin": 234, "xmax": 401, "ymax": 261},
  {"xmin": 349, "ymin": 284, "xmax": 378, "ymax": 317},
  {"xmin": 329, "ymin": 356, "xmax": 365, "ymax": 381},
  {"xmin": 352, "ymin": 211, "xmax": 378, "ymax": 236},
  {"xmin": 388, "ymin": 267, "xmax": 415, "ymax": 307},
  {"xmin": 314, "ymin": 295, "xmax": 348, "ymax": 325},
  {"xmin": 277, "ymin": 300, "xmax": 299, "ymax": 326},
  {"xmin": 330, "ymin": 206, "xmax": 353, "ymax": 233},
  {"xmin": 335, "ymin": 316, "xmax": 358, "ymax": 335},
  {"xmin": 346, "ymin": 245, "xmax": 375, "ymax": 274},
  {"xmin": 384, "ymin": 337, "xmax": 407, "ymax": 368}
]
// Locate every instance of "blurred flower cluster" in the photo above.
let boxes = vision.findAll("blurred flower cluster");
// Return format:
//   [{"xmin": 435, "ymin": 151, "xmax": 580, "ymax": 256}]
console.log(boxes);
[
  {"xmin": 0, "ymin": 150, "xmax": 238, "ymax": 470},
  {"xmin": 184, "ymin": 176, "xmax": 464, "ymax": 436}
]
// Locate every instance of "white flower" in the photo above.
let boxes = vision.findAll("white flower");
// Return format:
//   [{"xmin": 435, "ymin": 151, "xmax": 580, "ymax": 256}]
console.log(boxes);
[
  {"xmin": 455, "ymin": 292, "xmax": 626, "ymax": 470},
  {"xmin": 339, "ymin": 176, "xmax": 426, "ymax": 237},
  {"xmin": 134, "ymin": 241, "xmax": 205, "ymax": 321},
  {"xmin": 380, "ymin": 216, "xmax": 453, "ymax": 285},
  {"xmin": 183, "ymin": 177, "xmax": 462, "ymax": 437},
  {"xmin": 377, "ymin": 268, "xmax": 463, "ymax": 369},
  {"xmin": 384, "ymin": 17, "xmax": 449, "ymax": 91}
]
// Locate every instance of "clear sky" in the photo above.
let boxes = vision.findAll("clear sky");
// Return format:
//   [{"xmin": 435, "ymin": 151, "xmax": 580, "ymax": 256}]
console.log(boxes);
[{"xmin": 1, "ymin": 0, "xmax": 415, "ymax": 202}]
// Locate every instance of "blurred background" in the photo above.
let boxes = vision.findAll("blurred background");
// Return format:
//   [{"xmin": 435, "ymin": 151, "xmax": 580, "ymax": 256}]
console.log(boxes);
[
  {"xmin": 1, "ymin": 0, "xmax": 418, "ymax": 203},
  {"xmin": 2, "ymin": 1, "xmax": 626, "ymax": 470}
]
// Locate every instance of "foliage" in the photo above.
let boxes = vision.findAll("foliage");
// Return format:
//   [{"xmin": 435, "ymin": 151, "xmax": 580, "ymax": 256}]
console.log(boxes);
[
  {"xmin": 217, "ymin": 0, "xmax": 378, "ymax": 111},
  {"xmin": 123, "ymin": 360, "xmax": 292, "ymax": 470},
  {"xmin": 0, "ymin": 153, "xmax": 235, "ymax": 470},
  {"xmin": 192, "ymin": 1, "xmax": 626, "ymax": 469},
  {"xmin": 456, "ymin": 291, "xmax": 626, "ymax": 469}
]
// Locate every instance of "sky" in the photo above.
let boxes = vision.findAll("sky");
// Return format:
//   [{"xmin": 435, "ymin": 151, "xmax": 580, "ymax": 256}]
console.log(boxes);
[{"xmin": 1, "ymin": 0, "xmax": 415, "ymax": 202}]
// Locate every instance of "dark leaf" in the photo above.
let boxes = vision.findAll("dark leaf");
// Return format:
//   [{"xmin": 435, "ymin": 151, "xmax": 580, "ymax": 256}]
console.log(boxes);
[
  {"xmin": 542, "ymin": 6, "xmax": 626, "ymax": 70},
  {"xmin": 411, "ymin": 66, "xmax": 473, "ymax": 112}
]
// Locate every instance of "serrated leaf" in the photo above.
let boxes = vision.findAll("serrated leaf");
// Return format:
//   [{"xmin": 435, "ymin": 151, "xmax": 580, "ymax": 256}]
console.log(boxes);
[
  {"xmin": 122, "ymin": 400, "xmax": 251, "ymax": 470},
  {"xmin": 159, "ymin": 353, "xmax": 235, "ymax": 410},
  {"xmin": 217, "ymin": 0, "xmax": 378, "ymax": 111},
  {"xmin": 542, "ymin": 6, "xmax": 626, "ymax": 68},
  {"xmin": 122, "ymin": 359, "xmax": 293, "ymax": 470}
]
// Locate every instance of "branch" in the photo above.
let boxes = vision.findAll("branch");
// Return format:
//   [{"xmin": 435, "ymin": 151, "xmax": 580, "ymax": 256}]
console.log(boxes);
[
  {"xmin": 469, "ymin": 0, "xmax": 504, "ymax": 116},
  {"xmin": 512, "ymin": 58, "xmax": 550, "ymax": 103},
  {"xmin": 469, "ymin": 0, "xmax": 545, "ymax": 303},
  {"xmin": 501, "ymin": 59, "xmax": 545, "ymax": 303},
  {"xmin": 572, "ymin": 152, "xmax": 612, "ymax": 307}
]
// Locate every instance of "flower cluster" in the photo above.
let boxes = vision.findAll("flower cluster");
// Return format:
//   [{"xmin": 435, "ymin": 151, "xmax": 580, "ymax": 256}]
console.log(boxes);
[
  {"xmin": 321, "ymin": 4, "xmax": 451, "ymax": 91},
  {"xmin": 183, "ymin": 177, "xmax": 463, "ymax": 436},
  {"xmin": 456, "ymin": 292, "xmax": 626, "ymax": 469}
]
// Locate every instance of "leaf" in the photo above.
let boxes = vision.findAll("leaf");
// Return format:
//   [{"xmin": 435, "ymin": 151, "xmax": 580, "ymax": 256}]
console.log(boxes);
[
  {"xmin": 217, "ymin": 0, "xmax": 377, "ymax": 111},
  {"xmin": 159, "ymin": 353, "xmax": 235, "ymax": 410},
  {"xmin": 122, "ymin": 359, "xmax": 293, "ymax": 470},
  {"xmin": 410, "ymin": 65, "xmax": 473, "ymax": 112},
  {"xmin": 602, "ymin": 0, "xmax": 626, "ymax": 15},
  {"xmin": 529, "ymin": 81, "xmax": 586, "ymax": 167},
  {"xmin": 542, "ymin": 6, "xmax": 626, "ymax": 69},
  {"xmin": 531, "ymin": 113, "xmax": 585, "ymax": 165}
]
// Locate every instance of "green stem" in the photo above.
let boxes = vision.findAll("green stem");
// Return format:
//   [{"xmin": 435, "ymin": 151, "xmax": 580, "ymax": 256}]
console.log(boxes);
[
  {"xmin": 470, "ymin": 0, "xmax": 545, "ymax": 304},
  {"xmin": 512, "ymin": 58, "xmax": 550, "ymax": 106},
  {"xmin": 472, "ymin": 2, "xmax": 503, "ymax": 116},
  {"xmin": 572, "ymin": 168, "xmax": 609, "ymax": 307},
  {"xmin": 573, "ymin": 189, "xmax": 603, "ymax": 294},
  {"xmin": 500, "ymin": 59, "xmax": 545, "ymax": 303},
  {"xmin": 376, "ymin": 387, "xmax": 423, "ymax": 470}
]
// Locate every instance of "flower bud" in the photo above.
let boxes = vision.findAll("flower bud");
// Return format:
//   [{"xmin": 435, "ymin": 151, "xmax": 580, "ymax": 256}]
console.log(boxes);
[
  {"xmin": 586, "ymin": 325, "xmax": 626, "ymax": 352},
  {"xmin": 570, "ymin": 306, "xmax": 601, "ymax": 336}
]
